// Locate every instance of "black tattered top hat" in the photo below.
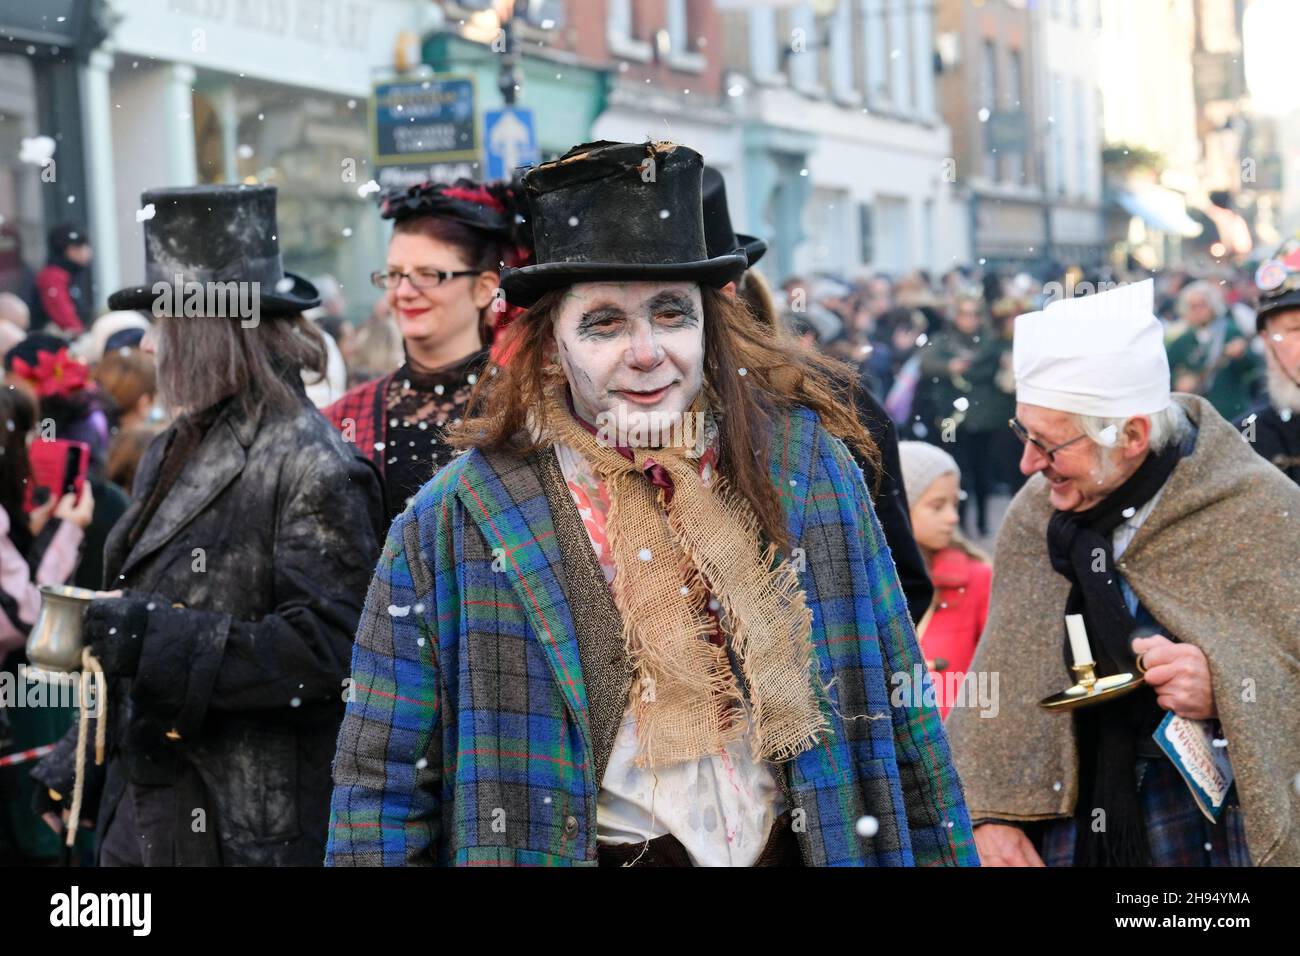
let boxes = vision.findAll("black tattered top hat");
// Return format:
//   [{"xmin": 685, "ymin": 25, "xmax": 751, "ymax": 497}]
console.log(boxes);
[
  {"xmin": 107, "ymin": 184, "xmax": 320, "ymax": 317},
  {"xmin": 499, "ymin": 140, "xmax": 747, "ymax": 307},
  {"xmin": 702, "ymin": 166, "xmax": 766, "ymax": 269}
]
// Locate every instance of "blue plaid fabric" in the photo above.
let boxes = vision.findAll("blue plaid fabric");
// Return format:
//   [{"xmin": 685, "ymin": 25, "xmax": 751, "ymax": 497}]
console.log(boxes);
[
  {"xmin": 326, "ymin": 406, "xmax": 977, "ymax": 866},
  {"xmin": 1035, "ymin": 757, "xmax": 1252, "ymax": 866}
]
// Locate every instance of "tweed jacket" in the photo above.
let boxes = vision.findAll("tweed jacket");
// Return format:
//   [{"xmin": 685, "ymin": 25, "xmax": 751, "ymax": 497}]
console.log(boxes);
[
  {"xmin": 947, "ymin": 395, "xmax": 1300, "ymax": 865},
  {"xmin": 326, "ymin": 406, "xmax": 977, "ymax": 866}
]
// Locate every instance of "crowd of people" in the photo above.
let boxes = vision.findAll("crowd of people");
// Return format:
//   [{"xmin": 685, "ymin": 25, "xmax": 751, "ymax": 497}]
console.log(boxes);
[{"xmin": 1, "ymin": 136, "xmax": 1298, "ymax": 867}]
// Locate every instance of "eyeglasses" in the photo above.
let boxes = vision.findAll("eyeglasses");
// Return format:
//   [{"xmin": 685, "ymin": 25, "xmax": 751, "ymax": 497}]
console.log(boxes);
[
  {"xmin": 370, "ymin": 268, "xmax": 481, "ymax": 291},
  {"xmin": 1008, "ymin": 417, "xmax": 1088, "ymax": 463}
]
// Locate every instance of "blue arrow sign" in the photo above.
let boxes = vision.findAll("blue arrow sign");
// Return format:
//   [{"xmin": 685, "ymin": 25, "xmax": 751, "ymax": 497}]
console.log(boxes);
[{"xmin": 485, "ymin": 107, "xmax": 540, "ymax": 180}]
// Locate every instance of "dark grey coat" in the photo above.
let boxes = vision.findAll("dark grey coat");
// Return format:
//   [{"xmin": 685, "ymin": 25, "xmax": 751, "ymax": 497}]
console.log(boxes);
[{"xmin": 34, "ymin": 387, "xmax": 384, "ymax": 865}]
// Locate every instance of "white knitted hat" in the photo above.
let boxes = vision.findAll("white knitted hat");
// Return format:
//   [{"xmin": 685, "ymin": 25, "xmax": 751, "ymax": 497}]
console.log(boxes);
[{"xmin": 898, "ymin": 441, "xmax": 961, "ymax": 504}]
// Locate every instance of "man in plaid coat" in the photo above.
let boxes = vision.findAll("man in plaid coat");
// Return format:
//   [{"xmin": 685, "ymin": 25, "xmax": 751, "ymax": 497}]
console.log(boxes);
[{"xmin": 327, "ymin": 141, "xmax": 976, "ymax": 867}]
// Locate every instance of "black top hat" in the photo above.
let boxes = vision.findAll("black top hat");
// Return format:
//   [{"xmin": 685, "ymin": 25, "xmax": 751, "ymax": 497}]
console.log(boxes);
[
  {"xmin": 499, "ymin": 141, "xmax": 747, "ymax": 307},
  {"xmin": 702, "ymin": 166, "xmax": 766, "ymax": 269},
  {"xmin": 107, "ymin": 184, "xmax": 320, "ymax": 317}
]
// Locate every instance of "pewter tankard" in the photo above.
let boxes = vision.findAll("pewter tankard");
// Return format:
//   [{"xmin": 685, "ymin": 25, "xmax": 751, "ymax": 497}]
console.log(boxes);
[{"xmin": 27, "ymin": 585, "xmax": 103, "ymax": 673}]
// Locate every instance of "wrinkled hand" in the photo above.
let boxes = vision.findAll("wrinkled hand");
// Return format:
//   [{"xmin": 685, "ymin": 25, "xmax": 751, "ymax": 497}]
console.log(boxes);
[
  {"xmin": 973, "ymin": 823, "xmax": 1045, "ymax": 867},
  {"xmin": 85, "ymin": 595, "xmax": 153, "ymax": 678},
  {"xmin": 1133, "ymin": 633, "xmax": 1217, "ymax": 720}
]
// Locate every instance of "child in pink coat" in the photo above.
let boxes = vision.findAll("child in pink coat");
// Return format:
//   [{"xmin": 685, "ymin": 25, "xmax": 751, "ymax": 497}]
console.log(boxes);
[{"xmin": 898, "ymin": 441, "xmax": 992, "ymax": 720}]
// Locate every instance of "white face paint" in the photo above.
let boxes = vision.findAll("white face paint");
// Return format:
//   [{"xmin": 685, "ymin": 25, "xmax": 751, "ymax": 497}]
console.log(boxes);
[{"xmin": 550, "ymin": 281, "xmax": 705, "ymax": 441}]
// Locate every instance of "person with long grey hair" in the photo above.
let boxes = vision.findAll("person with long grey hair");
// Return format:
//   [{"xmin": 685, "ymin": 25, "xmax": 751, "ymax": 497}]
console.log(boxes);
[{"xmin": 31, "ymin": 185, "xmax": 384, "ymax": 866}]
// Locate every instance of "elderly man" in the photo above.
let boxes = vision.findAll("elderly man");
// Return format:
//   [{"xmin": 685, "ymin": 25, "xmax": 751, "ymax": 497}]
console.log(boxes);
[
  {"xmin": 1242, "ymin": 238, "xmax": 1300, "ymax": 485},
  {"xmin": 326, "ymin": 140, "xmax": 976, "ymax": 867},
  {"xmin": 1166, "ymin": 278, "xmax": 1260, "ymax": 423},
  {"xmin": 948, "ymin": 279, "xmax": 1300, "ymax": 867}
]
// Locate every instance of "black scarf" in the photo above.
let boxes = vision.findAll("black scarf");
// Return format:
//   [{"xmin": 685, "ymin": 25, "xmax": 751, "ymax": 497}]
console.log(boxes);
[{"xmin": 1045, "ymin": 440, "xmax": 1182, "ymax": 866}]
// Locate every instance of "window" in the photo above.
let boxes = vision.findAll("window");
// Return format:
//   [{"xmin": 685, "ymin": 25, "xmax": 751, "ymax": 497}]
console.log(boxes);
[
  {"xmin": 981, "ymin": 40, "xmax": 998, "ymax": 181},
  {"xmin": 1074, "ymin": 79, "xmax": 1087, "ymax": 199},
  {"xmin": 608, "ymin": 0, "xmax": 651, "ymax": 62},
  {"xmin": 1007, "ymin": 48, "xmax": 1024, "ymax": 183},
  {"xmin": 787, "ymin": 4, "xmax": 821, "ymax": 94},
  {"xmin": 1051, "ymin": 75, "xmax": 1066, "ymax": 196},
  {"xmin": 859, "ymin": 202, "xmax": 874, "ymax": 265},
  {"xmin": 666, "ymin": 0, "xmax": 705, "ymax": 72}
]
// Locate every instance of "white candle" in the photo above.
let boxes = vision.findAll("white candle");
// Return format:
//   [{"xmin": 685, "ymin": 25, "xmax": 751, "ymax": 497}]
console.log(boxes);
[{"xmin": 1065, "ymin": 615, "xmax": 1092, "ymax": 666}]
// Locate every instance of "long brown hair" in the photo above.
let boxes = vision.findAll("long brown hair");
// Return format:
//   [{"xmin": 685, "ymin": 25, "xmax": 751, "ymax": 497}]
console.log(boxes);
[
  {"xmin": 450, "ymin": 285, "xmax": 878, "ymax": 552},
  {"xmin": 155, "ymin": 313, "xmax": 326, "ymax": 419}
]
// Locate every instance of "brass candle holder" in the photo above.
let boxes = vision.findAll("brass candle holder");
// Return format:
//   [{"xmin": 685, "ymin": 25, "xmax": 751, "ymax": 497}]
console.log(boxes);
[{"xmin": 1039, "ymin": 658, "xmax": 1147, "ymax": 711}]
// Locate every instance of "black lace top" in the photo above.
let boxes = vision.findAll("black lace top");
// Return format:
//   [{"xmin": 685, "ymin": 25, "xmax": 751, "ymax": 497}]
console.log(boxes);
[{"xmin": 381, "ymin": 350, "xmax": 488, "ymax": 521}]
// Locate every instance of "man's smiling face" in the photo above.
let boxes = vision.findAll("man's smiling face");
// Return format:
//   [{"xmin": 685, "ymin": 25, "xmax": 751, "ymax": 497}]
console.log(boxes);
[{"xmin": 550, "ymin": 280, "xmax": 705, "ymax": 435}]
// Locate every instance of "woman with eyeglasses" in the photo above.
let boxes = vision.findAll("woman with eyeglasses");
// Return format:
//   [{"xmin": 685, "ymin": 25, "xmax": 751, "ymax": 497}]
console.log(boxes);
[{"xmin": 325, "ymin": 179, "xmax": 530, "ymax": 525}]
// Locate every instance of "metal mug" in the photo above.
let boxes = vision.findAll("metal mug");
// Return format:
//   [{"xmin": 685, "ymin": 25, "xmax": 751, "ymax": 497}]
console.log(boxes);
[{"xmin": 26, "ymin": 585, "xmax": 107, "ymax": 673}]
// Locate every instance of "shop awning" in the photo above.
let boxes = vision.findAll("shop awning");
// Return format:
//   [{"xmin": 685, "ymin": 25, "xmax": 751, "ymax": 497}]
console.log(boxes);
[{"xmin": 1113, "ymin": 188, "xmax": 1203, "ymax": 238}]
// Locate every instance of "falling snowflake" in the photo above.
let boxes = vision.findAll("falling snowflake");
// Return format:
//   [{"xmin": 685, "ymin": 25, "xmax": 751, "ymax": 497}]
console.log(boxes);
[
  {"xmin": 658, "ymin": 209, "xmax": 670, "ymax": 219},
  {"xmin": 1052, "ymin": 781, "xmax": 1062, "ymax": 791},
  {"xmin": 638, "ymin": 548, "xmax": 652, "ymax": 562},
  {"xmin": 18, "ymin": 135, "xmax": 55, "ymax": 166},
  {"xmin": 388, "ymin": 604, "xmax": 411, "ymax": 617},
  {"xmin": 415, "ymin": 757, "xmax": 428, "ymax": 770},
  {"xmin": 855, "ymin": 815, "xmax": 879, "ymax": 838},
  {"xmin": 568, "ymin": 216, "xmax": 579, "ymax": 227},
  {"xmin": 953, "ymin": 397, "xmax": 970, "ymax": 411},
  {"xmin": 1097, "ymin": 425, "xmax": 1119, "ymax": 445},
  {"xmin": 1121, "ymin": 506, "xmax": 1136, "ymax": 518},
  {"xmin": 290, "ymin": 697, "xmax": 302, "ymax": 708},
  {"xmin": 275, "ymin": 277, "xmax": 295, "ymax": 294},
  {"xmin": 357, "ymin": 179, "xmax": 381, "ymax": 198},
  {"xmin": 136, "ymin": 204, "xmax": 156, "ymax": 223},
  {"xmin": 738, "ymin": 367, "xmax": 748, "ymax": 376},
  {"xmin": 341, "ymin": 227, "xmax": 353, "ymax": 238},
  {"xmin": 236, "ymin": 144, "xmax": 254, "ymax": 159}
]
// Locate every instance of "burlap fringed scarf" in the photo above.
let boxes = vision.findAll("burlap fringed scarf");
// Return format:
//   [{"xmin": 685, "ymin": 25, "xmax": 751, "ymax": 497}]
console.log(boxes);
[{"xmin": 540, "ymin": 383, "xmax": 828, "ymax": 769}]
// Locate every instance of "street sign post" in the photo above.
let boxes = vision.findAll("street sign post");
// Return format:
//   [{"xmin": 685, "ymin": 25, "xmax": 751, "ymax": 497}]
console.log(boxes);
[
  {"xmin": 371, "ymin": 75, "xmax": 479, "ymax": 187},
  {"xmin": 484, "ymin": 107, "xmax": 540, "ymax": 180}
]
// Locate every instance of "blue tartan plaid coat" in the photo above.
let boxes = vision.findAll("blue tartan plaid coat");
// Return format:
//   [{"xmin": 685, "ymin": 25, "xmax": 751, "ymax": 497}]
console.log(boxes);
[{"xmin": 326, "ymin": 406, "xmax": 977, "ymax": 866}]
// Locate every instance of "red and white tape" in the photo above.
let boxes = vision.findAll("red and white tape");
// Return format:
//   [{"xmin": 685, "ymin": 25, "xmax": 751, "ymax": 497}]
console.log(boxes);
[{"xmin": 0, "ymin": 743, "xmax": 57, "ymax": 768}]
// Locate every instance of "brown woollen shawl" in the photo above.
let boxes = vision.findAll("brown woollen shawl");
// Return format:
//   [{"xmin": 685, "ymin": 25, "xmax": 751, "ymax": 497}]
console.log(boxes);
[{"xmin": 945, "ymin": 394, "xmax": 1300, "ymax": 865}]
